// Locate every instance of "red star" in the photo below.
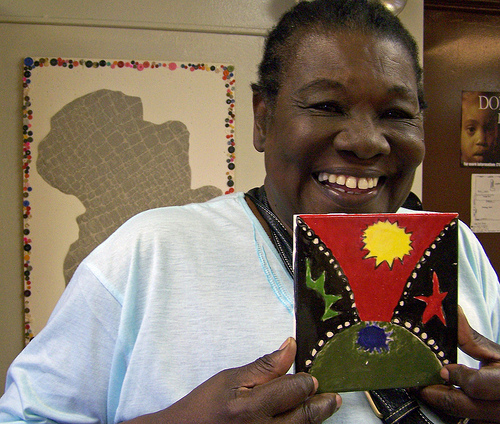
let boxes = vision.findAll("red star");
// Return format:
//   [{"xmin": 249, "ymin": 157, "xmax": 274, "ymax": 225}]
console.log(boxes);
[{"xmin": 415, "ymin": 272, "xmax": 448, "ymax": 325}]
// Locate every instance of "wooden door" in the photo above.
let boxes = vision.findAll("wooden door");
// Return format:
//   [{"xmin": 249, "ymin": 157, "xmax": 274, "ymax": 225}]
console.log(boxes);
[{"xmin": 423, "ymin": 0, "xmax": 500, "ymax": 277}]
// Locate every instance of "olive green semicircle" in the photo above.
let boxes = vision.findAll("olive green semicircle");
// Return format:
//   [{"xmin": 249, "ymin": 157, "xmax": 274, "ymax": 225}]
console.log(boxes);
[{"xmin": 309, "ymin": 322, "xmax": 444, "ymax": 393}]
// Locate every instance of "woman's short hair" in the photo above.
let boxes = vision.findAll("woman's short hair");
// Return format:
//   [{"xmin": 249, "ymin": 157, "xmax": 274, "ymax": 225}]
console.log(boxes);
[{"xmin": 253, "ymin": 0, "xmax": 425, "ymax": 110}]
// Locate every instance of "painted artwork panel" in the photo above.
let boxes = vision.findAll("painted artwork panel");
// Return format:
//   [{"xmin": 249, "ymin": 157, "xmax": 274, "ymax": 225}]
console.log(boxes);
[
  {"xmin": 294, "ymin": 213, "xmax": 458, "ymax": 392},
  {"xmin": 22, "ymin": 58, "xmax": 236, "ymax": 342}
]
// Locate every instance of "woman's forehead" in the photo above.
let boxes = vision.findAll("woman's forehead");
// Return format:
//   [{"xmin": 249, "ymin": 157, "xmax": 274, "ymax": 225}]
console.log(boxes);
[
  {"xmin": 293, "ymin": 30, "xmax": 409, "ymax": 68},
  {"xmin": 282, "ymin": 31, "xmax": 417, "ymax": 93}
]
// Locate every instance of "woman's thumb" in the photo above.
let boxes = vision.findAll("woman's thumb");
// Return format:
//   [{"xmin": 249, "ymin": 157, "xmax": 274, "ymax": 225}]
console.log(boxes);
[{"xmin": 233, "ymin": 337, "xmax": 297, "ymax": 388}]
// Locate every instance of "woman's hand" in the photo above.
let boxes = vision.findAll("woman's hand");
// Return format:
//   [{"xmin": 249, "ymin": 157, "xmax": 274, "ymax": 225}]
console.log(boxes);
[
  {"xmin": 126, "ymin": 337, "xmax": 341, "ymax": 424},
  {"xmin": 419, "ymin": 307, "xmax": 500, "ymax": 423}
]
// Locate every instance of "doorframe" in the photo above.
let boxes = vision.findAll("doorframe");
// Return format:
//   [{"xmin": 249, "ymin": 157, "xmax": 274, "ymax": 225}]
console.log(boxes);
[{"xmin": 425, "ymin": 0, "xmax": 500, "ymax": 13}]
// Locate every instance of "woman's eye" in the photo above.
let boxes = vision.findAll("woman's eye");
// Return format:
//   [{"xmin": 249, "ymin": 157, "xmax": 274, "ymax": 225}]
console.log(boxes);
[
  {"xmin": 310, "ymin": 102, "xmax": 344, "ymax": 114},
  {"xmin": 380, "ymin": 108, "xmax": 413, "ymax": 120}
]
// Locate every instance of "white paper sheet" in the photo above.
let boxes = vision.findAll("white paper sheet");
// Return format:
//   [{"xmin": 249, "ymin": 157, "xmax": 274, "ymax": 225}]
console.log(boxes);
[{"xmin": 471, "ymin": 174, "xmax": 500, "ymax": 233}]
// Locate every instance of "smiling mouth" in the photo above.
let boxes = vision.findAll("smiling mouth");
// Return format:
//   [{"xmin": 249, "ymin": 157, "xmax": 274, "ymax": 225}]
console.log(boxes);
[{"xmin": 316, "ymin": 172, "xmax": 380, "ymax": 194}]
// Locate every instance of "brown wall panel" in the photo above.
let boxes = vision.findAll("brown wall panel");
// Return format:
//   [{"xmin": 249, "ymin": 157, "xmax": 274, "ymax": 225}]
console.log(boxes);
[{"xmin": 423, "ymin": 4, "xmax": 500, "ymax": 276}]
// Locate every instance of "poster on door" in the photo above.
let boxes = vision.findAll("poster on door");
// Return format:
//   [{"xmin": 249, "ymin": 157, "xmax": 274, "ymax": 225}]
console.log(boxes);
[{"xmin": 460, "ymin": 91, "xmax": 500, "ymax": 167}]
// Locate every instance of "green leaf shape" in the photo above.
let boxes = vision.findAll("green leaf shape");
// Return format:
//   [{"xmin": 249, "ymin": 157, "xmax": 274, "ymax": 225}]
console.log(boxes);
[{"xmin": 305, "ymin": 258, "xmax": 342, "ymax": 321}]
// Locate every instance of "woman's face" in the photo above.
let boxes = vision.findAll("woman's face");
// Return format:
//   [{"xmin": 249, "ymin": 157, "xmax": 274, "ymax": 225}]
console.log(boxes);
[{"xmin": 253, "ymin": 30, "xmax": 425, "ymax": 231}]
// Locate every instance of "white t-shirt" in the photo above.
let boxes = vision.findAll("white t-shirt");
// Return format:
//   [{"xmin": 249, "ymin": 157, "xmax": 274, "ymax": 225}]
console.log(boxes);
[{"xmin": 1, "ymin": 193, "xmax": 499, "ymax": 423}]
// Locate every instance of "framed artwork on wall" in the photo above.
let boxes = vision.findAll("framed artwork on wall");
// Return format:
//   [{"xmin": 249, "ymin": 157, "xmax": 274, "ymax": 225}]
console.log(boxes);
[{"xmin": 22, "ymin": 57, "xmax": 236, "ymax": 342}]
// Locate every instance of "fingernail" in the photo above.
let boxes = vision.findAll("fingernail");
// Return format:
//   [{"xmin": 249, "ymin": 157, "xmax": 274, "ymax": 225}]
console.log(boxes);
[
  {"xmin": 335, "ymin": 394, "xmax": 342, "ymax": 412},
  {"xmin": 311, "ymin": 375, "xmax": 319, "ymax": 392},
  {"xmin": 440, "ymin": 367, "xmax": 450, "ymax": 381},
  {"xmin": 279, "ymin": 337, "xmax": 292, "ymax": 350}
]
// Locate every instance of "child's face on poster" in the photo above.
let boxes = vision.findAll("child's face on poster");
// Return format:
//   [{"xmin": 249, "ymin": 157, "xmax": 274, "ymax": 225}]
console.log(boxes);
[{"xmin": 461, "ymin": 95, "xmax": 498, "ymax": 163}]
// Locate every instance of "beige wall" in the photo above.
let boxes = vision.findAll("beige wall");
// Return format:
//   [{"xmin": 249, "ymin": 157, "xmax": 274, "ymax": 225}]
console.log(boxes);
[{"xmin": 0, "ymin": 0, "xmax": 423, "ymax": 391}]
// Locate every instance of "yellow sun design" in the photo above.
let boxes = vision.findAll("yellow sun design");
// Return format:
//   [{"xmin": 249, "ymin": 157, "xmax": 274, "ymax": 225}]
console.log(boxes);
[{"xmin": 362, "ymin": 220, "xmax": 413, "ymax": 268}]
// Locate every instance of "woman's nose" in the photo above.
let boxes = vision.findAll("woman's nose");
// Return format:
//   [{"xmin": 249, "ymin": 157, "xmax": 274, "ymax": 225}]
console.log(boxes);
[{"xmin": 332, "ymin": 119, "xmax": 391, "ymax": 159}]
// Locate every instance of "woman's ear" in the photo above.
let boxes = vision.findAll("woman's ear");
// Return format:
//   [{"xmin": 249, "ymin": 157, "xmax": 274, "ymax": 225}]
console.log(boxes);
[{"xmin": 252, "ymin": 91, "xmax": 270, "ymax": 153}]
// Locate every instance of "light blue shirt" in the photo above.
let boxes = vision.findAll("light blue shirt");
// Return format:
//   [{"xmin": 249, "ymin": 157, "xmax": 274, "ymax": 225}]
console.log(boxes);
[{"xmin": 1, "ymin": 193, "xmax": 499, "ymax": 423}]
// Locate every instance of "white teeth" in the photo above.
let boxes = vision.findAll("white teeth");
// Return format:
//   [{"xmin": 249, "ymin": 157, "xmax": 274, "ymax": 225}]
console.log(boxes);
[
  {"xmin": 318, "ymin": 172, "xmax": 329, "ymax": 182},
  {"xmin": 346, "ymin": 176, "xmax": 357, "ymax": 189},
  {"xmin": 358, "ymin": 178, "xmax": 369, "ymax": 190},
  {"xmin": 317, "ymin": 173, "xmax": 379, "ymax": 190}
]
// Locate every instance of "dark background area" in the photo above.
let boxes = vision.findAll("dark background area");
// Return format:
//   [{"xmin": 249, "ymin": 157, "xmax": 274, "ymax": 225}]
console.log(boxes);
[{"xmin": 423, "ymin": 0, "xmax": 500, "ymax": 277}]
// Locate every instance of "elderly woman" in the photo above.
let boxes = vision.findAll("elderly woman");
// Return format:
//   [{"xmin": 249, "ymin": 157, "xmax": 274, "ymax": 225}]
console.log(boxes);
[{"xmin": 1, "ymin": 1, "xmax": 499, "ymax": 423}]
